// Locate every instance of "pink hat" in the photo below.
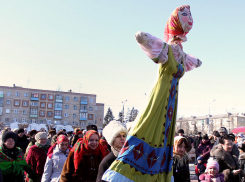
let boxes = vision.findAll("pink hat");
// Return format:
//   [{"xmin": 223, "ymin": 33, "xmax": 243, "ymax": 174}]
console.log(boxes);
[{"xmin": 206, "ymin": 159, "xmax": 219, "ymax": 172}]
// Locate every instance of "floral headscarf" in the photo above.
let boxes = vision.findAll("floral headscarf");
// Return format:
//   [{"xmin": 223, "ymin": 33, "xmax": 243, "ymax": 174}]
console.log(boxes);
[
  {"xmin": 164, "ymin": 5, "xmax": 193, "ymax": 47},
  {"xmin": 47, "ymin": 135, "xmax": 71, "ymax": 159},
  {"xmin": 173, "ymin": 136, "xmax": 186, "ymax": 154},
  {"xmin": 72, "ymin": 130, "xmax": 106, "ymax": 173}
]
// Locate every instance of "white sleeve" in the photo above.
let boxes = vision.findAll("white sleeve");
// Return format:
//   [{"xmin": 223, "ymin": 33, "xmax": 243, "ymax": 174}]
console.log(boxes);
[
  {"xmin": 135, "ymin": 31, "xmax": 169, "ymax": 64},
  {"xmin": 184, "ymin": 53, "xmax": 202, "ymax": 72},
  {"xmin": 41, "ymin": 157, "xmax": 53, "ymax": 182}
]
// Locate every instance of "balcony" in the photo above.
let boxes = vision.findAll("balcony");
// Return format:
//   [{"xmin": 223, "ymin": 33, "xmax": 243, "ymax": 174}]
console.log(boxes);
[
  {"xmin": 80, "ymin": 117, "xmax": 87, "ymax": 121},
  {"xmin": 54, "ymin": 116, "xmax": 62, "ymax": 119},
  {"xmin": 0, "ymin": 94, "xmax": 3, "ymax": 98},
  {"xmin": 31, "ymin": 97, "xmax": 39, "ymax": 101},
  {"xmin": 30, "ymin": 114, "xmax": 38, "ymax": 118},
  {"xmin": 55, "ymin": 107, "xmax": 62, "ymax": 111},
  {"xmin": 55, "ymin": 99, "xmax": 63, "ymax": 103},
  {"xmin": 80, "ymin": 109, "xmax": 87, "ymax": 113},
  {"xmin": 80, "ymin": 97, "xmax": 87, "ymax": 105}
]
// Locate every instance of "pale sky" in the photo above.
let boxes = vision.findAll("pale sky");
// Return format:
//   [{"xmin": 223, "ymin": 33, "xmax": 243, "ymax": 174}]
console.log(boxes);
[{"xmin": 0, "ymin": 1, "xmax": 245, "ymax": 120}]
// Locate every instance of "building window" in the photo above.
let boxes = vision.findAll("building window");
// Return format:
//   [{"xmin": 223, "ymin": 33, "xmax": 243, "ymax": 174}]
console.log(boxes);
[
  {"xmin": 41, "ymin": 94, "xmax": 47, "ymax": 100},
  {"xmin": 73, "ymin": 113, "xmax": 77, "ymax": 118},
  {"xmin": 47, "ymin": 103, "xmax": 53, "ymax": 109},
  {"xmin": 65, "ymin": 105, "xmax": 69, "ymax": 109},
  {"xmin": 47, "ymin": 120, "xmax": 52, "ymax": 124},
  {"xmin": 7, "ymin": 92, "xmax": 11, "ymax": 96},
  {"xmin": 95, "ymin": 107, "xmax": 97, "ymax": 111},
  {"xmin": 47, "ymin": 111, "xmax": 53, "ymax": 117},
  {"xmin": 15, "ymin": 92, "xmax": 20, "ymax": 96},
  {"xmin": 22, "ymin": 118, "xmax": 26, "ymax": 122},
  {"xmin": 14, "ymin": 109, "xmax": 19, "ymax": 114},
  {"xmin": 39, "ymin": 111, "xmax": 45, "ymax": 117},
  {"xmin": 88, "ymin": 114, "xmax": 93, "ymax": 120},
  {"xmin": 5, "ymin": 118, "xmax": 9, "ymax": 122},
  {"xmin": 40, "ymin": 102, "xmax": 46, "ymax": 108},
  {"xmin": 14, "ymin": 100, "xmax": 20, "ymax": 106},
  {"xmin": 6, "ymin": 109, "xmax": 10, "ymax": 114},
  {"xmin": 89, "ymin": 107, "xmax": 93, "ymax": 111},
  {"xmin": 80, "ymin": 122, "xmax": 85, "ymax": 126},
  {"xmin": 40, "ymin": 120, "xmax": 44, "ymax": 124},
  {"xmin": 72, "ymin": 121, "xmax": 76, "ymax": 125},
  {"xmin": 95, "ymin": 120, "xmax": 97, "ymax": 124},
  {"xmin": 89, "ymin": 99, "xmax": 93, "ymax": 103},
  {"xmin": 65, "ymin": 96, "xmax": 69, "ymax": 101},
  {"xmin": 31, "ymin": 109, "xmax": 38, "ymax": 115},
  {"xmin": 81, "ymin": 105, "xmax": 87, "ymax": 110},
  {"xmin": 31, "ymin": 102, "xmax": 38, "ymax": 106},
  {"xmin": 24, "ymin": 93, "xmax": 28, "ymax": 97},
  {"xmin": 73, "ymin": 105, "xmax": 77, "ymax": 110},
  {"xmin": 54, "ymin": 120, "xmax": 61, "ymax": 125},
  {"xmin": 23, "ymin": 110, "xmax": 27, "ymax": 115},
  {"xmin": 56, "ymin": 95, "xmax": 62, "ymax": 100},
  {"xmin": 13, "ymin": 118, "xmax": 18, "ymax": 122},
  {"xmin": 55, "ymin": 103, "xmax": 62, "ymax": 108},
  {"xmin": 54, "ymin": 111, "xmax": 62, "ymax": 116},
  {"xmin": 48, "ymin": 94, "xmax": 54, "ymax": 100},
  {"xmin": 81, "ymin": 97, "xmax": 87, "ymax": 102},
  {"xmin": 95, "ymin": 114, "xmax": 97, "ymax": 118},
  {"xmin": 31, "ymin": 119, "xmax": 37, "ymax": 124},
  {"xmin": 64, "ymin": 121, "xmax": 68, "ymax": 125},
  {"xmin": 31, "ymin": 93, "xmax": 38, "ymax": 98},
  {"xmin": 22, "ymin": 101, "xmax": 29, "ymax": 107},
  {"xmin": 80, "ymin": 112, "xmax": 87, "ymax": 118},
  {"xmin": 6, "ymin": 100, "xmax": 10, "ymax": 105},
  {"xmin": 64, "ymin": 113, "xmax": 69, "ymax": 117},
  {"xmin": 74, "ymin": 97, "xmax": 78, "ymax": 101}
]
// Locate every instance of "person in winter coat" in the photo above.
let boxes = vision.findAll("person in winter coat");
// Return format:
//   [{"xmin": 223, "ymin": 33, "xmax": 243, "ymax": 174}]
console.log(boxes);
[
  {"xmin": 97, "ymin": 121, "xmax": 128, "ymax": 182},
  {"xmin": 15, "ymin": 128, "xmax": 29, "ymax": 154},
  {"xmin": 60, "ymin": 130, "xmax": 106, "ymax": 182},
  {"xmin": 41, "ymin": 135, "xmax": 71, "ymax": 182},
  {"xmin": 196, "ymin": 134, "xmax": 213, "ymax": 164},
  {"xmin": 178, "ymin": 129, "xmax": 192, "ymax": 153},
  {"xmin": 71, "ymin": 131, "xmax": 83, "ymax": 146},
  {"xmin": 26, "ymin": 132, "xmax": 51, "ymax": 182},
  {"xmin": 210, "ymin": 134, "xmax": 245, "ymax": 182},
  {"xmin": 194, "ymin": 132, "xmax": 202, "ymax": 164},
  {"xmin": 212, "ymin": 130, "xmax": 221, "ymax": 147},
  {"xmin": 47, "ymin": 130, "xmax": 56, "ymax": 146},
  {"xmin": 0, "ymin": 131, "xmax": 35, "ymax": 182},
  {"xmin": 199, "ymin": 158, "xmax": 225, "ymax": 182},
  {"xmin": 173, "ymin": 136, "xmax": 190, "ymax": 182},
  {"xmin": 29, "ymin": 130, "xmax": 38, "ymax": 142}
]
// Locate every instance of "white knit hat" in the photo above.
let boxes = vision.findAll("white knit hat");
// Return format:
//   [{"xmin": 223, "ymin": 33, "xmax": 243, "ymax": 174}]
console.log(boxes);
[
  {"xmin": 35, "ymin": 132, "xmax": 48, "ymax": 141},
  {"xmin": 103, "ymin": 120, "xmax": 128, "ymax": 146}
]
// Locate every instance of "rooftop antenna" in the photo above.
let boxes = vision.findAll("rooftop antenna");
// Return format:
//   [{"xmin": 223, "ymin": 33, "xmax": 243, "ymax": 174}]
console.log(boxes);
[{"xmin": 27, "ymin": 78, "xmax": 31, "ymax": 88}]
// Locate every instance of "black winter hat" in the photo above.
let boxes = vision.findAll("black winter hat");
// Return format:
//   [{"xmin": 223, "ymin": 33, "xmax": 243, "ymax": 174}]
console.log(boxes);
[
  {"xmin": 2, "ymin": 131, "xmax": 18, "ymax": 143},
  {"xmin": 198, "ymin": 132, "xmax": 202, "ymax": 135},
  {"xmin": 202, "ymin": 134, "xmax": 208, "ymax": 140},
  {"xmin": 17, "ymin": 128, "xmax": 24, "ymax": 134},
  {"xmin": 178, "ymin": 129, "xmax": 184, "ymax": 134},
  {"xmin": 86, "ymin": 125, "xmax": 98, "ymax": 132}
]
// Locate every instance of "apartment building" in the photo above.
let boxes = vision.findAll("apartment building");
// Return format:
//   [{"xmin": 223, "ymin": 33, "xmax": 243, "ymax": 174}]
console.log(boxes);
[
  {"xmin": 176, "ymin": 113, "xmax": 245, "ymax": 134},
  {"xmin": 0, "ymin": 85, "xmax": 104, "ymax": 131}
]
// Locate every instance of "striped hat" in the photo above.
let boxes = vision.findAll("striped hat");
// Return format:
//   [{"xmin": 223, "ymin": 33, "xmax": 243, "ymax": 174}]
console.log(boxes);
[{"xmin": 206, "ymin": 158, "xmax": 219, "ymax": 172}]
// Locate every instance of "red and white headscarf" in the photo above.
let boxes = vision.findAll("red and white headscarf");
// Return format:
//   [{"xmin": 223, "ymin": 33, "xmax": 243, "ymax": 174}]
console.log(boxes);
[{"xmin": 47, "ymin": 135, "xmax": 71, "ymax": 158}]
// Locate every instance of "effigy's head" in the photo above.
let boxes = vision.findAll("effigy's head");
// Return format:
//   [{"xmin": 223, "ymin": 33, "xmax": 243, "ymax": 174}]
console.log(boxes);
[{"xmin": 164, "ymin": 5, "xmax": 193, "ymax": 43}]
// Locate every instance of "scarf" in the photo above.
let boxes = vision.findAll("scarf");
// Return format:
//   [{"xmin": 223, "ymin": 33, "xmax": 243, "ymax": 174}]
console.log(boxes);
[
  {"xmin": 35, "ymin": 142, "xmax": 50, "ymax": 154},
  {"xmin": 48, "ymin": 135, "xmax": 72, "ymax": 159},
  {"xmin": 0, "ymin": 145, "xmax": 30, "ymax": 175},
  {"xmin": 164, "ymin": 5, "xmax": 192, "ymax": 49},
  {"xmin": 173, "ymin": 136, "xmax": 190, "ymax": 167},
  {"xmin": 72, "ymin": 130, "xmax": 106, "ymax": 173}
]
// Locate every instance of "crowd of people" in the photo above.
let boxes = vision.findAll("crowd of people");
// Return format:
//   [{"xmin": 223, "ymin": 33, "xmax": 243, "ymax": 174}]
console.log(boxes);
[
  {"xmin": 174, "ymin": 127, "xmax": 245, "ymax": 182},
  {"xmin": 0, "ymin": 124, "xmax": 245, "ymax": 182},
  {"xmin": 0, "ymin": 121, "xmax": 128, "ymax": 182}
]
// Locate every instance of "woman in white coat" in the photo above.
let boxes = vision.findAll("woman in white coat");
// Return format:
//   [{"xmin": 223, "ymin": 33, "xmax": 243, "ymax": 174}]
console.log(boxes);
[{"xmin": 41, "ymin": 135, "xmax": 71, "ymax": 182}]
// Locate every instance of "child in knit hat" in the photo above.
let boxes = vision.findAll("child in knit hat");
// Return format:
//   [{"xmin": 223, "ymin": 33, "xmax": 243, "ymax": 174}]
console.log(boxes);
[
  {"xmin": 195, "ymin": 156, "xmax": 206, "ymax": 176},
  {"xmin": 199, "ymin": 158, "xmax": 225, "ymax": 182}
]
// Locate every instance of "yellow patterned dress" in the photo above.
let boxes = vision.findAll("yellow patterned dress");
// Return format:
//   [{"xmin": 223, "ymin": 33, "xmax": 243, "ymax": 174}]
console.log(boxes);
[{"xmin": 102, "ymin": 45, "xmax": 185, "ymax": 182}]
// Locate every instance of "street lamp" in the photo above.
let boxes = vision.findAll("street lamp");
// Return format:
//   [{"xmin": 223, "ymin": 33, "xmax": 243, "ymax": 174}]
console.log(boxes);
[
  {"xmin": 122, "ymin": 100, "xmax": 127, "ymax": 124},
  {"xmin": 208, "ymin": 99, "xmax": 216, "ymax": 134}
]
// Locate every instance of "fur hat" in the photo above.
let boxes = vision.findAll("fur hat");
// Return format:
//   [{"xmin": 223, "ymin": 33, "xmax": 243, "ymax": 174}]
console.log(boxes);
[
  {"xmin": 103, "ymin": 120, "xmax": 128, "ymax": 146},
  {"xmin": 29, "ymin": 129, "xmax": 37, "ymax": 136},
  {"xmin": 219, "ymin": 127, "xmax": 228, "ymax": 134},
  {"xmin": 206, "ymin": 158, "xmax": 219, "ymax": 172},
  {"xmin": 35, "ymin": 132, "xmax": 47, "ymax": 141},
  {"xmin": 17, "ymin": 128, "xmax": 25, "ymax": 134},
  {"xmin": 86, "ymin": 125, "xmax": 98, "ymax": 132},
  {"xmin": 202, "ymin": 134, "xmax": 208, "ymax": 140},
  {"xmin": 178, "ymin": 129, "xmax": 184, "ymax": 134},
  {"xmin": 2, "ymin": 131, "xmax": 18, "ymax": 143}
]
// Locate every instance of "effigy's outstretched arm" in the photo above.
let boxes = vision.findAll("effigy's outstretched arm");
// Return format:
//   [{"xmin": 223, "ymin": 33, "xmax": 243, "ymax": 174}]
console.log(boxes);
[
  {"xmin": 184, "ymin": 53, "xmax": 202, "ymax": 72},
  {"xmin": 135, "ymin": 31, "xmax": 169, "ymax": 64}
]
